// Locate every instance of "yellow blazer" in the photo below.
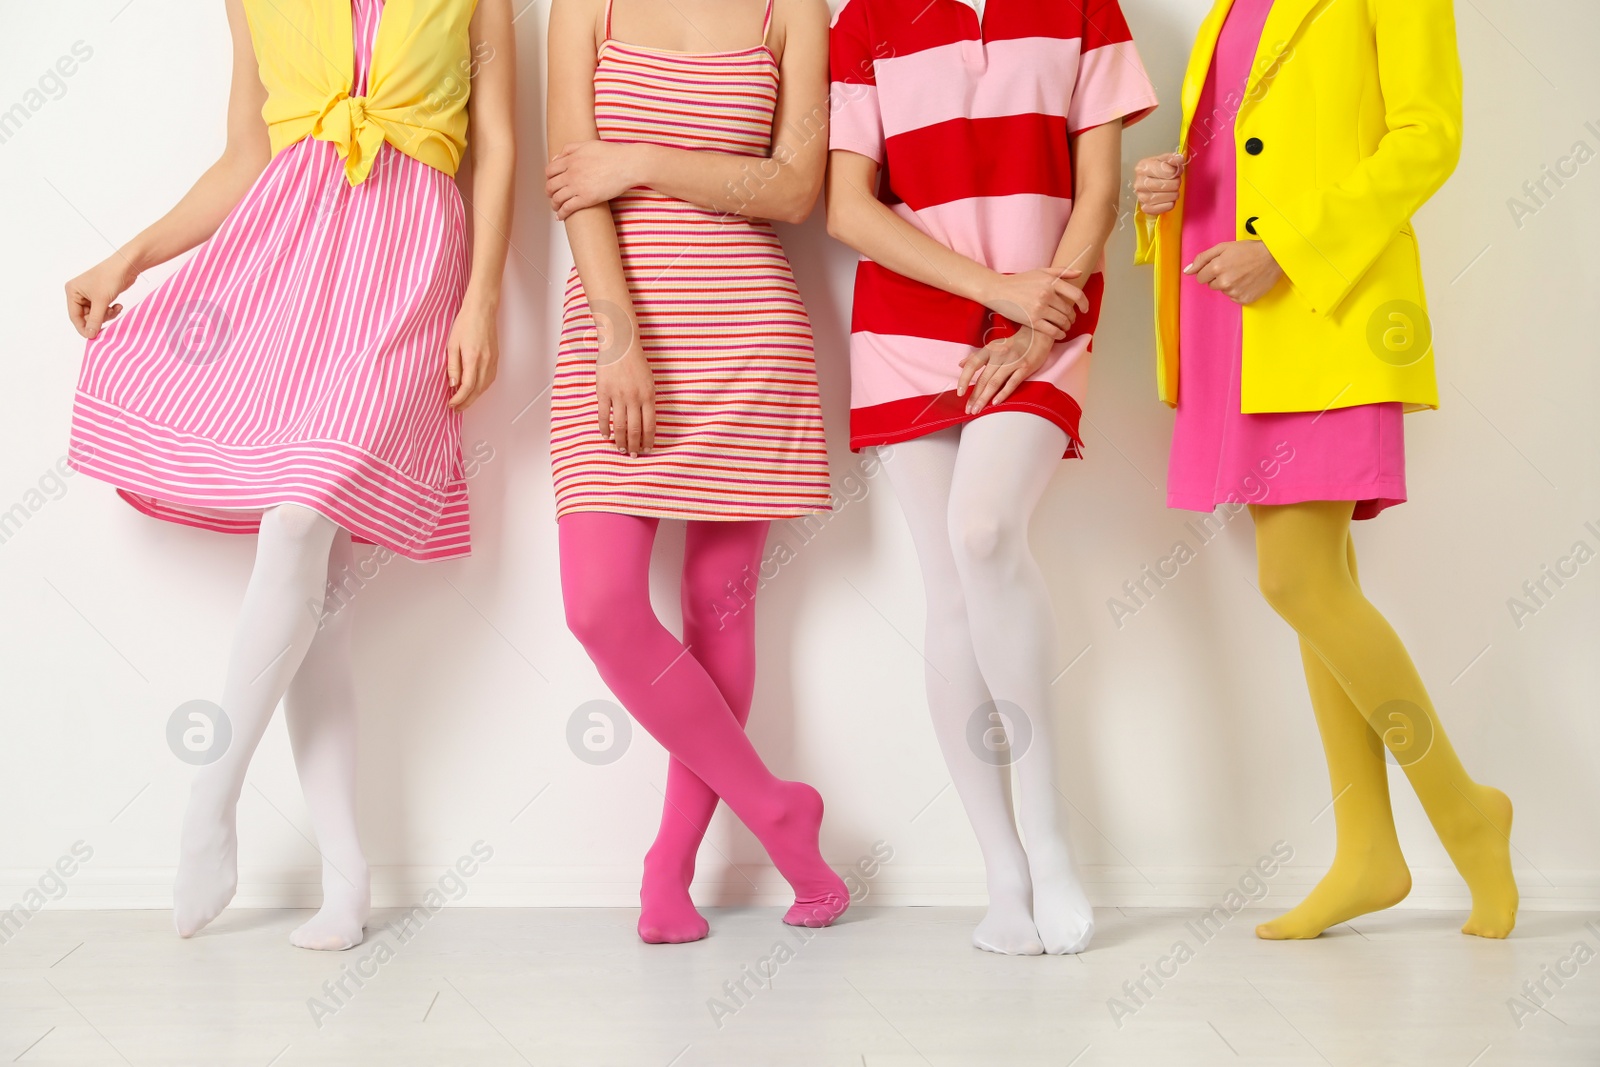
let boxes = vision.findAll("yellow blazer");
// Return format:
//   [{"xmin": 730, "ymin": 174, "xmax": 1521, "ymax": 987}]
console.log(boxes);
[
  {"xmin": 1134, "ymin": 0, "xmax": 1462, "ymax": 413},
  {"xmin": 241, "ymin": 0, "xmax": 479, "ymax": 185}
]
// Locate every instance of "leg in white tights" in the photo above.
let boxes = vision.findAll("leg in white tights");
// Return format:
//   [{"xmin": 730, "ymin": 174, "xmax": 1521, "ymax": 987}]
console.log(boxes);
[
  {"xmin": 173, "ymin": 505, "xmax": 365, "ymax": 949},
  {"xmin": 284, "ymin": 530, "xmax": 370, "ymax": 950},
  {"xmin": 879, "ymin": 412, "xmax": 1094, "ymax": 954}
]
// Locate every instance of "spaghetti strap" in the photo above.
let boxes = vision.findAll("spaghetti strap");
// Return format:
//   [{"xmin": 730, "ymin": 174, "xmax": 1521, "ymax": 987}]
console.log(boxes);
[
  {"xmin": 760, "ymin": 0, "xmax": 774, "ymax": 43},
  {"xmin": 603, "ymin": 0, "xmax": 614, "ymax": 41}
]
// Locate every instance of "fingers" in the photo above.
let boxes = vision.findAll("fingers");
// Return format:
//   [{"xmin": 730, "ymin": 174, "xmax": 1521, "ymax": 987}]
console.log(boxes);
[
  {"xmin": 1032, "ymin": 317, "xmax": 1068, "ymax": 342},
  {"xmin": 611, "ymin": 396, "xmax": 629, "ymax": 451},
  {"xmin": 448, "ymin": 348, "xmax": 479, "ymax": 409},
  {"xmin": 1184, "ymin": 243, "xmax": 1227, "ymax": 277},
  {"xmin": 1034, "ymin": 303, "xmax": 1071, "ymax": 337},
  {"xmin": 956, "ymin": 350, "xmax": 989, "ymax": 396},
  {"xmin": 624, "ymin": 403, "xmax": 644, "ymax": 456},
  {"xmin": 548, "ymin": 178, "xmax": 574, "ymax": 216},
  {"xmin": 988, "ymin": 364, "xmax": 1028, "ymax": 408},
  {"xmin": 1029, "ymin": 297, "xmax": 1080, "ymax": 340},
  {"xmin": 964, "ymin": 335, "xmax": 1025, "ymax": 412},
  {"xmin": 1139, "ymin": 186, "xmax": 1180, "ymax": 216},
  {"xmin": 1050, "ymin": 279, "xmax": 1090, "ymax": 314},
  {"xmin": 451, "ymin": 351, "xmax": 497, "ymax": 410},
  {"xmin": 1136, "ymin": 153, "xmax": 1186, "ymax": 214},
  {"xmin": 66, "ymin": 289, "xmax": 90, "ymax": 337},
  {"xmin": 969, "ymin": 360, "xmax": 1012, "ymax": 413},
  {"xmin": 1138, "ymin": 177, "xmax": 1182, "ymax": 197},
  {"xmin": 1137, "ymin": 154, "xmax": 1183, "ymax": 182},
  {"xmin": 554, "ymin": 189, "xmax": 592, "ymax": 221},
  {"xmin": 84, "ymin": 296, "xmax": 110, "ymax": 339},
  {"xmin": 598, "ymin": 387, "xmax": 652, "ymax": 455},
  {"xmin": 1193, "ymin": 246, "xmax": 1236, "ymax": 290},
  {"xmin": 446, "ymin": 342, "xmax": 463, "ymax": 391},
  {"xmin": 547, "ymin": 175, "xmax": 593, "ymax": 220},
  {"xmin": 964, "ymin": 362, "xmax": 995, "ymax": 414}
]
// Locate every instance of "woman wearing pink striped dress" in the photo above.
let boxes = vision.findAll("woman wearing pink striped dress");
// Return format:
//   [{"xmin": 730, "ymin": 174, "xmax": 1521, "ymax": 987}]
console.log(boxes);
[
  {"xmin": 544, "ymin": 0, "xmax": 845, "ymax": 942},
  {"xmin": 61, "ymin": 0, "xmax": 516, "ymax": 950}
]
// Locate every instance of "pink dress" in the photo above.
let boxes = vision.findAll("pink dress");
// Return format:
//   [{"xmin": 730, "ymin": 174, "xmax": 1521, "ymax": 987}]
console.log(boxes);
[
  {"xmin": 68, "ymin": 0, "xmax": 471, "ymax": 560},
  {"xmin": 1166, "ymin": 0, "xmax": 1405, "ymax": 520}
]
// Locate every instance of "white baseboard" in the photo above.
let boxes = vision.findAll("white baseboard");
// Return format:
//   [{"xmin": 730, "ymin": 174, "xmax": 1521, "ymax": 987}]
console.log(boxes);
[{"xmin": 6, "ymin": 864, "xmax": 1598, "ymax": 912}]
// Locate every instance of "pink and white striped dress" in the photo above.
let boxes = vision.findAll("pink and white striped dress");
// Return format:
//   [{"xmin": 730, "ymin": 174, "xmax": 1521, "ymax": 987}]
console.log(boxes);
[
  {"xmin": 69, "ymin": 0, "xmax": 471, "ymax": 561},
  {"xmin": 548, "ymin": 0, "xmax": 833, "ymax": 519}
]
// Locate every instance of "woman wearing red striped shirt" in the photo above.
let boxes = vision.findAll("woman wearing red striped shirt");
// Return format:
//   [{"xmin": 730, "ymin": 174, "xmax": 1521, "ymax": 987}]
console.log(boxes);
[
  {"xmin": 61, "ymin": 0, "xmax": 516, "ymax": 949},
  {"xmin": 826, "ymin": 0, "xmax": 1158, "ymax": 954}
]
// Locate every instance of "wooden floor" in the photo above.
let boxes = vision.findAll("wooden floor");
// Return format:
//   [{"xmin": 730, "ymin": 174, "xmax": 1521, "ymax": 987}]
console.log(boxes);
[{"xmin": 2, "ymin": 907, "xmax": 1597, "ymax": 1065}]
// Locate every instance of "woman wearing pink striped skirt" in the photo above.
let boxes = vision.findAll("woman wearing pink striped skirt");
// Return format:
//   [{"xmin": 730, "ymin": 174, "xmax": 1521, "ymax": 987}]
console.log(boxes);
[
  {"xmin": 61, "ymin": 0, "xmax": 516, "ymax": 950},
  {"xmin": 544, "ymin": 0, "xmax": 845, "ymax": 942}
]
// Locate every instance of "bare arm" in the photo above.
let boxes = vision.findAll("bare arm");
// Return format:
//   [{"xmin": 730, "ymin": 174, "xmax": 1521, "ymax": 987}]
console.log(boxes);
[
  {"xmin": 1050, "ymin": 121, "xmax": 1122, "ymax": 283},
  {"xmin": 66, "ymin": 0, "xmax": 270, "ymax": 339},
  {"xmin": 572, "ymin": 0, "xmax": 830, "ymax": 222},
  {"xmin": 958, "ymin": 120, "xmax": 1125, "ymax": 411},
  {"xmin": 446, "ymin": 0, "xmax": 517, "ymax": 409},
  {"xmin": 824, "ymin": 148, "xmax": 1089, "ymax": 340},
  {"xmin": 548, "ymin": 0, "xmax": 655, "ymax": 455},
  {"xmin": 825, "ymin": 148, "xmax": 995, "ymax": 302}
]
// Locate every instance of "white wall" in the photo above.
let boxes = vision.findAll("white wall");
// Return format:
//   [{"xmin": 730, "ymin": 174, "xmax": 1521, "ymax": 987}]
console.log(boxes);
[{"xmin": 1, "ymin": 0, "xmax": 1596, "ymax": 914}]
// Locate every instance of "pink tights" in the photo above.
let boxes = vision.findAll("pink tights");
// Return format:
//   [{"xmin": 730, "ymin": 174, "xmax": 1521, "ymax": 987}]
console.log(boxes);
[{"xmin": 559, "ymin": 512, "xmax": 849, "ymax": 943}]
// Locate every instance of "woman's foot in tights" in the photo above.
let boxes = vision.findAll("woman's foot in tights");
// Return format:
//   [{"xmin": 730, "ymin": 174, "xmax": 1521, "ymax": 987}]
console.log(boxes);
[
  {"xmin": 1256, "ymin": 841, "xmax": 1412, "ymax": 940},
  {"xmin": 1027, "ymin": 838, "xmax": 1095, "ymax": 954},
  {"xmin": 290, "ymin": 862, "xmax": 371, "ymax": 951},
  {"xmin": 763, "ymin": 782, "xmax": 850, "ymax": 928},
  {"xmin": 1451, "ymin": 785, "xmax": 1518, "ymax": 939},
  {"xmin": 972, "ymin": 857, "xmax": 1045, "ymax": 956},
  {"xmin": 173, "ymin": 786, "xmax": 239, "ymax": 938},
  {"xmin": 638, "ymin": 846, "xmax": 711, "ymax": 944}
]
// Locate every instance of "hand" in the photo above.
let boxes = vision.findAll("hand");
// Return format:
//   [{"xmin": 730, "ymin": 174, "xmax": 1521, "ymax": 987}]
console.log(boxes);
[
  {"xmin": 1185, "ymin": 241, "xmax": 1284, "ymax": 305},
  {"xmin": 596, "ymin": 349, "xmax": 655, "ymax": 456},
  {"xmin": 956, "ymin": 324, "xmax": 1056, "ymax": 414},
  {"xmin": 1134, "ymin": 153, "xmax": 1186, "ymax": 216},
  {"xmin": 65, "ymin": 255, "xmax": 139, "ymax": 339},
  {"xmin": 546, "ymin": 140, "xmax": 642, "ymax": 220},
  {"xmin": 980, "ymin": 267, "xmax": 1088, "ymax": 342},
  {"xmin": 446, "ymin": 296, "xmax": 500, "ymax": 409}
]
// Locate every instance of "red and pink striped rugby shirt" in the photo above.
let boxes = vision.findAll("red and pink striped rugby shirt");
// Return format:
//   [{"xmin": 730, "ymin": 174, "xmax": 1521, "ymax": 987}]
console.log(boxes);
[{"xmin": 829, "ymin": 0, "xmax": 1158, "ymax": 453}]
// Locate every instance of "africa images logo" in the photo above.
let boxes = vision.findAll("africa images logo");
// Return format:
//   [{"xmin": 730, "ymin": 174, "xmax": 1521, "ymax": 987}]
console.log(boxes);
[{"xmin": 166, "ymin": 298, "xmax": 232, "ymax": 366}]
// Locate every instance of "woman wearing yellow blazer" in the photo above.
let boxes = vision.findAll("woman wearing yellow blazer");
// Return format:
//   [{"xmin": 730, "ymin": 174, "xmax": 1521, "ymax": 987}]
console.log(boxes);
[{"xmin": 1133, "ymin": 0, "xmax": 1517, "ymax": 939}]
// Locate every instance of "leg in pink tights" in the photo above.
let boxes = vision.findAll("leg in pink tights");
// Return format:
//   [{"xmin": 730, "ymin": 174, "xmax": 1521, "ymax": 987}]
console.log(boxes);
[
  {"xmin": 559, "ymin": 513, "xmax": 847, "ymax": 935},
  {"xmin": 638, "ymin": 520, "xmax": 770, "ymax": 943}
]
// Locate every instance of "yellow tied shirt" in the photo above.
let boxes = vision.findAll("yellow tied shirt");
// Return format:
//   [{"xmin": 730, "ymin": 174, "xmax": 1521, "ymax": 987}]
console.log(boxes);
[{"xmin": 241, "ymin": 0, "xmax": 480, "ymax": 185}]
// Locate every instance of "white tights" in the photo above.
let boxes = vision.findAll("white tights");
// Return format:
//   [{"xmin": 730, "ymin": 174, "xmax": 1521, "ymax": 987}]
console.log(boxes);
[
  {"xmin": 173, "ymin": 504, "xmax": 371, "ymax": 951},
  {"xmin": 878, "ymin": 412, "xmax": 1094, "ymax": 954}
]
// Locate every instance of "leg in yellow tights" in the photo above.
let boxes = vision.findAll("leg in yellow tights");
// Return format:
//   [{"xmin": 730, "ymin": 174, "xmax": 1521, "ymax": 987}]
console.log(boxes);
[{"xmin": 1251, "ymin": 501, "xmax": 1517, "ymax": 940}]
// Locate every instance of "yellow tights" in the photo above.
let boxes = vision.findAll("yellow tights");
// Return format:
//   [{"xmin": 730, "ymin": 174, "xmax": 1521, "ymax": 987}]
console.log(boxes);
[{"xmin": 1251, "ymin": 501, "xmax": 1518, "ymax": 939}]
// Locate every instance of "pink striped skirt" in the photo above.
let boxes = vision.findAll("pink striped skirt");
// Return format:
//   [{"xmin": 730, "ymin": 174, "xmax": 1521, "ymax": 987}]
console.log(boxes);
[{"xmin": 69, "ymin": 138, "xmax": 471, "ymax": 560}]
